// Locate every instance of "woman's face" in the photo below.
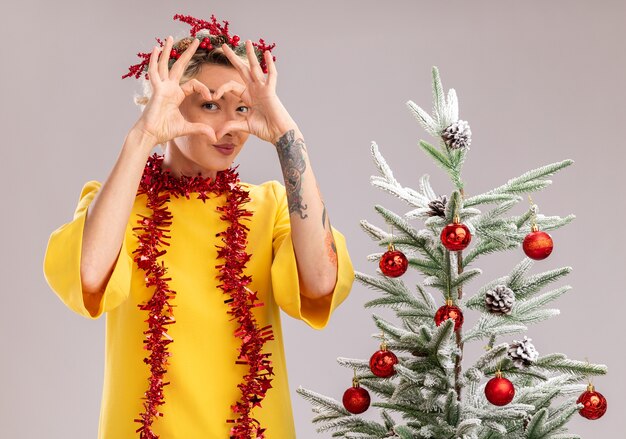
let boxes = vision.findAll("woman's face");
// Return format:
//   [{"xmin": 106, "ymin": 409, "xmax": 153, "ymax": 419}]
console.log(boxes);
[{"xmin": 166, "ymin": 63, "xmax": 250, "ymax": 177}]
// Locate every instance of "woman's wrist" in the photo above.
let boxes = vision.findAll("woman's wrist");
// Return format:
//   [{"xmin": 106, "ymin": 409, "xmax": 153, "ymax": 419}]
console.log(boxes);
[
  {"xmin": 258, "ymin": 96, "xmax": 302, "ymax": 144},
  {"xmin": 128, "ymin": 122, "xmax": 160, "ymax": 152},
  {"xmin": 272, "ymin": 126, "xmax": 303, "ymax": 146}
]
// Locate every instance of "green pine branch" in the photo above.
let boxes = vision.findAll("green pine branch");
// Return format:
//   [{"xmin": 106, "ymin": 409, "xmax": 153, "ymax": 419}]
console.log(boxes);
[{"xmin": 484, "ymin": 160, "xmax": 573, "ymax": 197}]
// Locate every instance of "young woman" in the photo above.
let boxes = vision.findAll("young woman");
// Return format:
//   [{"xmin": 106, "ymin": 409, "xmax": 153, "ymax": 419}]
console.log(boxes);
[{"xmin": 43, "ymin": 15, "xmax": 354, "ymax": 438}]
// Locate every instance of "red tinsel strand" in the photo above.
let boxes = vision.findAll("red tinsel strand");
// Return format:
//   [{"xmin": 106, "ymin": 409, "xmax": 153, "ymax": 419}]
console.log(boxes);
[
  {"xmin": 132, "ymin": 191, "xmax": 173, "ymax": 438},
  {"xmin": 132, "ymin": 153, "xmax": 274, "ymax": 438},
  {"xmin": 215, "ymin": 177, "xmax": 275, "ymax": 438}
]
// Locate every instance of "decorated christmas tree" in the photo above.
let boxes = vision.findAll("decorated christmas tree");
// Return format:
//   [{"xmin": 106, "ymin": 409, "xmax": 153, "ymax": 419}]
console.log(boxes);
[{"xmin": 297, "ymin": 67, "xmax": 608, "ymax": 438}]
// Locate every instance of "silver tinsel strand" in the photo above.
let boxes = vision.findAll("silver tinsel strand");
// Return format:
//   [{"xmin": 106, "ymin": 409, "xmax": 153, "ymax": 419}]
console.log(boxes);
[
  {"xmin": 508, "ymin": 336, "xmax": 539, "ymax": 369},
  {"xmin": 442, "ymin": 120, "xmax": 472, "ymax": 150},
  {"xmin": 485, "ymin": 285, "xmax": 515, "ymax": 315}
]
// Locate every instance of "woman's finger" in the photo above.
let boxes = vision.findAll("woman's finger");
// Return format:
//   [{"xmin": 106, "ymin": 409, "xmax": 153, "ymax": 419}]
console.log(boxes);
[
  {"xmin": 170, "ymin": 38, "xmax": 200, "ymax": 80},
  {"xmin": 180, "ymin": 78, "xmax": 212, "ymax": 101},
  {"xmin": 216, "ymin": 120, "xmax": 249, "ymax": 140},
  {"xmin": 212, "ymin": 80, "xmax": 247, "ymax": 102},
  {"xmin": 158, "ymin": 36, "xmax": 173, "ymax": 79},
  {"xmin": 184, "ymin": 121, "xmax": 218, "ymax": 143},
  {"xmin": 244, "ymin": 40, "xmax": 265, "ymax": 83},
  {"xmin": 265, "ymin": 50, "xmax": 277, "ymax": 89},
  {"xmin": 148, "ymin": 46, "xmax": 161, "ymax": 86},
  {"xmin": 220, "ymin": 44, "xmax": 253, "ymax": 83}
]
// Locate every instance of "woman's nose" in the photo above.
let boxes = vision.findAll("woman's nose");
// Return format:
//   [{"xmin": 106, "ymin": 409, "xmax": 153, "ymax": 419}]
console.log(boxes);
[
  {"xmin": 218, "ymin": 112, "xmax": 247, "ymax": 134},
  {"xmin": 218, "ymin": 109, "xmax": 244, "ymax": 125}
]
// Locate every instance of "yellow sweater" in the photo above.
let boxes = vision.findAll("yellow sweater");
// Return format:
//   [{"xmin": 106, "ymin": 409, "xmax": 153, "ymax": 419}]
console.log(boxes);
[{"xmin": 43, "ymin": 179, "xmax": 354, "ymax": 438}]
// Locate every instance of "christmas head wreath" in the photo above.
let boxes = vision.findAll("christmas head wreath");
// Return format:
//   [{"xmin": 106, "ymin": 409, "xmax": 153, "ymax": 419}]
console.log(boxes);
[{"xmin": 122, "ymin": 13, "xmax": 277, "ymax": 80}]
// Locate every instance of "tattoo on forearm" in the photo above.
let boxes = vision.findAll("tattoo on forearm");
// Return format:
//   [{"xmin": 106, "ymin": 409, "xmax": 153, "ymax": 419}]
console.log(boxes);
[
  {"xmin": 275, "ymin": 130, "xmax": 308, "ymax": 219},
  {"xmin": 325, "ymin": 229, "xmax": 338, "ymax": 265},
  {"xmin": 324, "ymin": 208, "xmax": 337, "ymax": 262},
  {"xmin": 275, "ymin": 131, "xmax": 336, "ymax": 264}
]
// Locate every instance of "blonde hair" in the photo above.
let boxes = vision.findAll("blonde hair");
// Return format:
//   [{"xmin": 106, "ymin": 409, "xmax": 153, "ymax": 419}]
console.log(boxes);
[{"xmin": 133, "ymin": 30, "xmax": 252, "ymax": 111}]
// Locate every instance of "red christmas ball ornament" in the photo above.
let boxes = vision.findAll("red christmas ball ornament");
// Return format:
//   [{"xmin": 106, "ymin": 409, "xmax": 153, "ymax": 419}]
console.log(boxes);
[
  {"xmin": 434, "ymin": 299, "xmax": 464, "ymax": 331},
  {"xmin": 485, "ymin": 371, "xmax": 515, "ymax": 406},
  {"xmin": 523, "ymin": 225, "xmax": 554, "ymax": 260},
  {"xmin": 342, "ymin": 375, "xmax": 371, "ymax": 414},
  {"xmin": 369, "ymin": 341, "xmax": 398, "ymax": 378},
  {"xmin": 379, "ymin": 244, "xmax": 408, "ymax": 277},
  {"xmin": 440, "ymin": 217, "xmax": 471, "ymax": 251},
  {"xmin": 577, "ymin": 384, "xmax": 607, "ymax": 420}
]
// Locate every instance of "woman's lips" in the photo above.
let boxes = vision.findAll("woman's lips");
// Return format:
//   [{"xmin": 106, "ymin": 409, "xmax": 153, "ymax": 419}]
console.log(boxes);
[{"xmin": 213, "ymin": 144, "xmax": 235, "ymax": 155}]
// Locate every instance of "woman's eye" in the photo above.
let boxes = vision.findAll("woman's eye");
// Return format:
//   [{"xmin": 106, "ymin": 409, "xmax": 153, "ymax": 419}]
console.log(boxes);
[
  {"xmin": 237, "ymin": 106, "xmax": 249, "ymax": 113},
  {"xmin": 202, "ymin": 102, "xmax": 218, "ymax": 110}
]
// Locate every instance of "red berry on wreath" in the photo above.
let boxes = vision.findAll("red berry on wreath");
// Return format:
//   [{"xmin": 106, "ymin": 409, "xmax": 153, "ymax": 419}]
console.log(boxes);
[
  {"xmin": 523, "ymin": 224, "xmax": 553, "ymax": 260},
  {"xmin": 369, "ymin": 340, "xmax": 398, "ymax": 378},
  {"xmin": 434, "ymin": 299, "xmax": 464, "ymax": 331},
  {"xmin": 379, "ymin": 244, "xmax": 408, "ymax": 277},
  {"xmin": 577, "ymin": 384, "xmax": 607, "ymax": 420},
  {"xmin": 342, "ymin": 374, "xmax": 370, "ymax": 414},
  {"xmin": 485, "ymin": 371, "xmax": 515, "ymax": 406},
  {"xmin": 200, "ymin": 37, "xmax": 213, "ymax": 49},
  {"xmin": 441, "ymin": 216, "xmax": 471, "ymax": 251}
]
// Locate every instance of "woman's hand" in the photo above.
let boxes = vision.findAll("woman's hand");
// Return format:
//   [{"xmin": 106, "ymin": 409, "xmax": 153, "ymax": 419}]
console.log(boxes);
[
  {"xmin": 216, "ymin": 40, "xmax": 300, "ymax": 144},
  {"xmin": 134, "ymin": 36, "xmax": 218, "ymax": 145}
]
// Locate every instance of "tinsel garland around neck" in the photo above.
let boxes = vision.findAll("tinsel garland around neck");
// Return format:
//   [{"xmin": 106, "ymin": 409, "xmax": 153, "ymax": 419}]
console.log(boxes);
[{"xmin": 132, "ymin": 153, "xmax": 275, "ymax": 439}]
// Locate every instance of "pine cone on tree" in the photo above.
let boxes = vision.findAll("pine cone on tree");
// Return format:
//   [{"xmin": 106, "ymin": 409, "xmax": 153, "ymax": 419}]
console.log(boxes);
[
  {"xmin": 508, "ymin": 336, "xmax": 539, "ymax": 369},
  {"xmin": 485, "ymin": 285, "xmax": 515, "ymax": 315},
  {"xmin": 427, "ymin": 195, "xmax": 447, "ymax": 218},
  {"xmin": 442, "ymin": 120, "xmax": 472, "ymax": 150}
]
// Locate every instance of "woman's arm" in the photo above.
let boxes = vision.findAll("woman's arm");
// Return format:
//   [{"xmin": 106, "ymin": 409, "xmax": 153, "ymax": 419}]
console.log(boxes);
[
  {"xmin": 81, "ymin": 37, "xmax": 215, "ymax": 309},
  {"xmin": 217, "ymin": 42, "xmax": 340, "ymax": 300},
  {"xmin": 80, "ymin": 127, "xmax": 155, "ymax": 301},
  {"xmin": 273, "ymin": 128, "xmax": 338, "ymax": 300}
]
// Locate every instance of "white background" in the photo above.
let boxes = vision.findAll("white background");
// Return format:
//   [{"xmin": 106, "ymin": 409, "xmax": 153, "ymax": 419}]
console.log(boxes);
[{"xmin": 1, "ymin": 1, "xmax": 624, "ymax": 437}]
